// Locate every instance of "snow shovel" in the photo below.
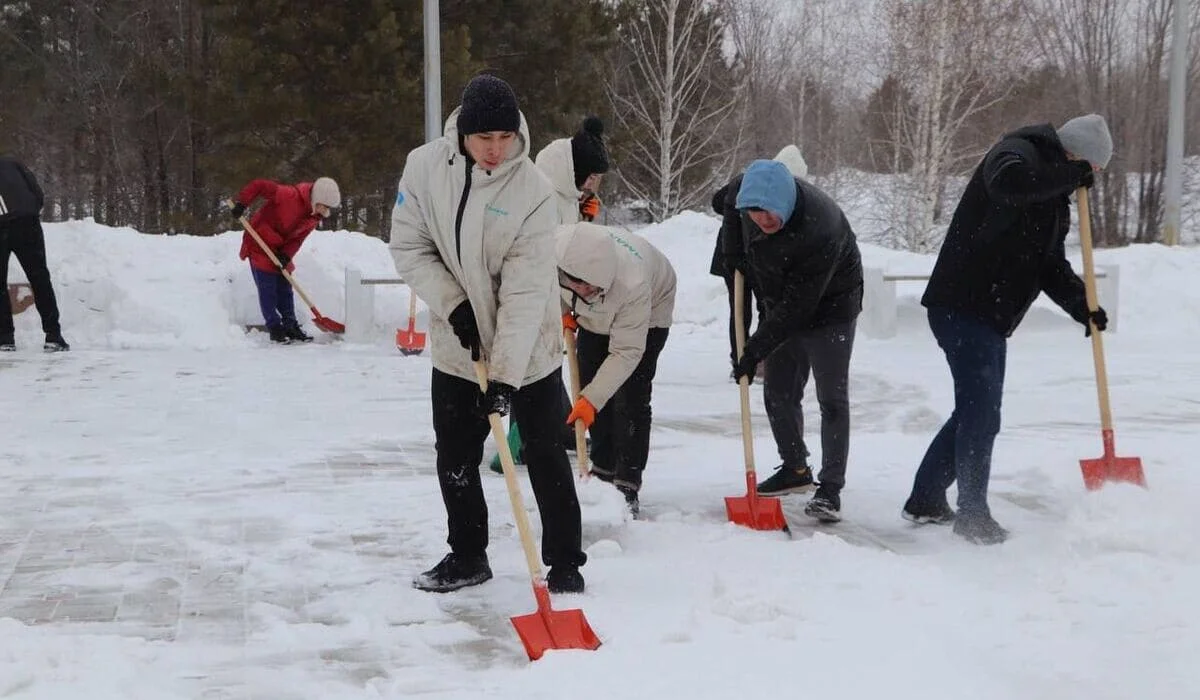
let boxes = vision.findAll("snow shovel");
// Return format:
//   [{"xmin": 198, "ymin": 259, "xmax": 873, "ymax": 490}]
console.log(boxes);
[
  {"xmin": 1075, "ymin": 188, "xmax": 1146, "ymax": 491},
  {"xmin": 724, "ymin": 271, "xmax": 789, "ymax": 532},
  {"xmin": 396, "ymin": 288, "xmax": 426, "ymax": 355},
  {"xmin": 230, "ymin": 201, "xmax": 345, "ymax": 334},
  {"xmin": 563, "ymin": 323, "xmax": 591, "ymax": 480},
  {"xmin": 472, "ymin": 360, "xmax": 601, "ymax": 661}
]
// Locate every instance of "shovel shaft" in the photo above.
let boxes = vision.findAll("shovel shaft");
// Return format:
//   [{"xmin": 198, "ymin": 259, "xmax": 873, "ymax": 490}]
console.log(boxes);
[
  {"xmin": 474, "ymin": 361, "xmax": 545, "ymax": 582},
  {"xmin": 1076, "ymin": 189, "xmax": 1114, "ymax": 432},
  {"xmin": 733, "ymin": 271, "xmax": 756, "ymax": 475},
  {"xmin": 563, "ymin": 328, "xmax": 590, "ymax": 478}
]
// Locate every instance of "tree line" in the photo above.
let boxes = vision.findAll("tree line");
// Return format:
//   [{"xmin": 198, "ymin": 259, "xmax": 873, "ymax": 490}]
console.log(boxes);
[{"xmin": 2, "ymin": 0, "xmax": 1198, "ymax": 247}]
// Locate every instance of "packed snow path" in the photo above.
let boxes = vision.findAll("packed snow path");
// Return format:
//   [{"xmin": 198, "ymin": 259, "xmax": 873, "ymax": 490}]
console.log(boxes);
[{"xmin": 0, "ymin": 327, "xmax": 1196, "ymax": 699}]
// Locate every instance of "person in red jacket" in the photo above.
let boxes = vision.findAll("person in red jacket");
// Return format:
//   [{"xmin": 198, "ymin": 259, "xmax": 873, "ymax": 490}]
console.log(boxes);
[{"xmin": 230, "ymin": 177, "xmax": 340, "ymax": 343}]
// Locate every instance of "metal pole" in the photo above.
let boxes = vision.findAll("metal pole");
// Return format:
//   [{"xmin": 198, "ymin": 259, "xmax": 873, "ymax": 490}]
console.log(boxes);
[
  {"xmin": 1163, "ymin": 0, "xmax": 1188, "ymax": 246},
  {"xmin": 423, "ymin": 0, "xmax": 442, "ymax": 144}
]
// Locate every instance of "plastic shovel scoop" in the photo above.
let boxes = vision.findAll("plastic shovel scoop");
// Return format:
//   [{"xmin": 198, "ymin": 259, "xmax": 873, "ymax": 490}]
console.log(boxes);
[{"xmin": 396, "ymin": 290, "xmax": 426, "ymax": 355}]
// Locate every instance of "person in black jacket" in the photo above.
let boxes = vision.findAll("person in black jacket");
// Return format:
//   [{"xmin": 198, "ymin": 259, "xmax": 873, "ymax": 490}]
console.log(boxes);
[
  {"xmin": 0, "ymin": 155, "xmax": 68, "ymax": 352},
  {"xmin": 719, "ymin": 159, "xmax": 863, "ymax": 523},
  {"xmin": 902, "ymin": 114, "xmax": 1112, "ymax": 545}
]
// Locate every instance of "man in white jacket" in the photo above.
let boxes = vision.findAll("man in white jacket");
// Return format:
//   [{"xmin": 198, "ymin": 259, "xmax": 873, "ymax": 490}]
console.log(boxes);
[
  {"xmin": 556, "ymin": 222, "xmax": 676, "ymax": 517},
  {"xmin": 389, "ymin": 74, "xmax": 587, "ymax": 594}
]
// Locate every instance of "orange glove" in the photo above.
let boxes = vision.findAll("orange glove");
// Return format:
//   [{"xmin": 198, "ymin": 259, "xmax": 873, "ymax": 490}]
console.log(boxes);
[
  {"xmin": 579, "ymin": 194, "xmax": 600, "ymax": 221},
  {"xmin": 566, "ymin": 396, "xmax": 597, "ymax": 429},
  {"xmin": 562, "ymin": 312, "xmax": 579, "ymax": 332}
]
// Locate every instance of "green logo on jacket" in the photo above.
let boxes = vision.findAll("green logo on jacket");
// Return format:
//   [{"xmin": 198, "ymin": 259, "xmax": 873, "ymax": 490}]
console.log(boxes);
[
  {"xmin": 607, "ymin": 231, "xmax": 643, "ymax": 260},
  {"xmin": 486, "ymin": 204, "xmax": 509, "ymax": 216}
]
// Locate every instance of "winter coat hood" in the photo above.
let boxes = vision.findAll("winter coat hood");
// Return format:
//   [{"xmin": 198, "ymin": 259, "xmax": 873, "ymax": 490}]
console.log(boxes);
[
  {"xmin": 556, "ymin": 220, "xmax": 618, "ymax": 293},
  {"xmin": 535, "ymin": 137, "xmax": 582, "ymax": 224}
]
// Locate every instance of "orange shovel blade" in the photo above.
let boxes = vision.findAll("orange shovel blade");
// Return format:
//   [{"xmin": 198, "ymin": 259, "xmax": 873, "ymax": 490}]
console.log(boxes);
[
  {"xmin": 724, "ymin": 471, "xmax": 788, "ymax": 531},
  {"xmin": 396, "ymin": 318, "xmax": 426, "ymax": 354},
  {"xmin": 312, "ymin": 312, "xmax": 345, "ymax": 334},
  {"xmin": 1080, "ymin": 454, "xmax": 1146, "ymax": 491},
  {"xmin": 510, "ymin": 583, "xmax": 601, "ymax": 661}
]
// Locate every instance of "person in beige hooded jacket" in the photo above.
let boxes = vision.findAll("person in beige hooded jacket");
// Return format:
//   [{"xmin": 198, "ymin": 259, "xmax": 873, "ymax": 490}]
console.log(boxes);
[
  {"xmin": 557, "ymin": 222, "xmax": 676, "ymax": 516},
  {"xmin": 486, "ymin": 115, "xmax": 612, "ymax": 472},
  {"xmin": 389, "ymin": 74, "xmax": 586, "ymax": 595}
]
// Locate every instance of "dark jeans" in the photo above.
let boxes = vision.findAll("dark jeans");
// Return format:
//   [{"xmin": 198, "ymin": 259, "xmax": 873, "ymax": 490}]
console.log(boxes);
[
  {"xmin": 908, "ymin": 308, "xmax": 1007, "ymax": 518},
  {"xmin": 762, "ymin": 320, "xmax": 856, "ymax": 490},
  {"xmin": 431, "ymin": 368, "xmax": 586, "ymax": 568},
  {"xmin": 0, "ymin": 216, "xmax": 61, "ymax": 336},
  {"xmin": 576, "ymin": 326, "xmax": 670, "ymax": 491},
  {"xmin": 251, "ymin": 266, "xmax": 296, "ymax": 329}
]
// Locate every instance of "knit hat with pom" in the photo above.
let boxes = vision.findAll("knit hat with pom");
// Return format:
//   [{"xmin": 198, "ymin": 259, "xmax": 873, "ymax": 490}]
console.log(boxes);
[{"xmin": 570, "ymin": 115, "xmax": 610, "ymax": 189}]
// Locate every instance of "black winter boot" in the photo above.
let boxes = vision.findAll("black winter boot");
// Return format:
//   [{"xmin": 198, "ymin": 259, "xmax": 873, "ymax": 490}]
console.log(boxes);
[
  {"xmin": 804, "ymin": 485, "xmax": 842, "ymax": 523},
  {"xmin": 953, "ymin": 513, "xmax": 1009, "ymax": 545},
  {"xmin": 267, "ymin": 325, "xmax": 291, "ymax": 344},
  {"xmin": 412, "ymin": 553, "xmax": 493, "ymax": 592},
  {"xmin": 756, "ymin": 465, "xmax": 815, "ymax": 496},
  {"xmin": 0, "ymin": 333, "xmax": 14, "ymax": 351},
  {"xmin": 901, "ymin": 497, "xmax": 956, "ymax": 525},
  {"xmin": 43, "ymin": 332, "xmax": 69, "ymax": 352},
  {"xmin": 282, "ymin": 320, "xmax": 313, "ymax": 342},
  {"xmin": 546, "ymin": 565, "xmax": 585, "ymax": 594}
]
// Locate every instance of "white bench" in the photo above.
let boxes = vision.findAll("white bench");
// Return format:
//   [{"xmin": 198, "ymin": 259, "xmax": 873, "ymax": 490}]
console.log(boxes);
[
  {"xmin": 343, "ymin": 268, "xmax": 410, "ymax": 343},
  {"xmin": 861, "ymin": 265, "xmax": 1119, "ymax": 339}
]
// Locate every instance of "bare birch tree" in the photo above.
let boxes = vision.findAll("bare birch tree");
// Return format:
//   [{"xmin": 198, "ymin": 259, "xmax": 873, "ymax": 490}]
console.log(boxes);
[{"xmin": 605, "ymin": 0, "xmax": 743, "ymax": 221}]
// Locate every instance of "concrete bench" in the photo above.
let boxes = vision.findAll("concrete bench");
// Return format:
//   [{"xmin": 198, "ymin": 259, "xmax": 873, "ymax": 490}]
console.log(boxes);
[
  {"xmin": 861, "ymin": 265, "xmax": 1119, "ymax": 339},
  {"xmin": 343, "ymin": 268, "xmax": 411, "ymax": 343}
]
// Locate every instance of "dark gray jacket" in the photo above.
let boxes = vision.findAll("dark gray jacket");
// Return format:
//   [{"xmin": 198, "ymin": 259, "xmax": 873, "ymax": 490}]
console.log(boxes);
[{"xmin": 0, "ymin": 157, "xmax": 44, "ymax": 222}]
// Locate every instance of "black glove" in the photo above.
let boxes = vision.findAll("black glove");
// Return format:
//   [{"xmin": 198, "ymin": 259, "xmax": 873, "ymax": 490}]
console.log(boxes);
[
  {"xmin": 448, "ymin": 300, "xmax": 481, "ymax": 361},
  {"xmin": 275, "ymin": 251, "xmax": 291, "ymax": 269},
  {"xmin": 229, "ymin": 201, "xmax": 246, "ymax": 220},
  {"xmin": 480, "ymin": 381, "xmax": 516, "ymax": 417},
  {"xmin": 731, "ymin": 352, "xmax": 759, "ymax": 384},
  {"xmin": 1075, "ymin": 160, "xmax": 1095, "ymax": 190},
  {"xmin": 1081, "ymin": 306, "xmax": 1107, "ymax": 337}
]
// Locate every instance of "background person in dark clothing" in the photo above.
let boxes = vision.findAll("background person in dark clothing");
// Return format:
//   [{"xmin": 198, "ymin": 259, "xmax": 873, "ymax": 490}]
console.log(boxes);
[
  {"xmin": 903, "ymin": 113, "xmax": 1112, "ymax": 545},
  {"xmin": 0, "ymin": 155, "xmax": 68, "ymax": 352},
  {"xmin": 717, "ymin": 159, "xmax": 863, "ymax": 523}
]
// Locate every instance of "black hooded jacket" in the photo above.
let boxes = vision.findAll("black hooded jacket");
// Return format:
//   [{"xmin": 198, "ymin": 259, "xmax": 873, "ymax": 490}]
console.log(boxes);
[
  {"xmin": 0, "ymin": 156, "xmax": 44, "ymax": 223},
  {"xmin": 716, "ymin": 173, "xmax": 863, "ymax": 363},
  {"xmin": 921, "ymin": 124, "xmax": 1094, "ymax": 336}
]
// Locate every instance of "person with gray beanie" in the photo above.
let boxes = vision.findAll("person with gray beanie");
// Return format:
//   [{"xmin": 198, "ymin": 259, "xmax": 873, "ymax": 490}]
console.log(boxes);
[{"xmin": 904, "ymin": 114, "xmax": 1112, "ymax": 545}]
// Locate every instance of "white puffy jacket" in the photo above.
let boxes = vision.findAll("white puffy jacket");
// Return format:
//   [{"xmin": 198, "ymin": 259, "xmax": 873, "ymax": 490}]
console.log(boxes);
[
  {"xmin": 534, "ymin": 137, "xmax": 582, "ymax": 225},
  {"xmin": 556, "ymin": 222, "xmax": 676, "ymax": 410},
  {"xmin": 389, "ymin": 107, "xmax": 562, "ymax": 389}
]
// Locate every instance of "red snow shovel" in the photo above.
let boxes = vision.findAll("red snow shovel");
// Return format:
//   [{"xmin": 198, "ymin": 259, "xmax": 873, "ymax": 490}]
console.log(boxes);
[
  {"xmin": 231, "ymin": 202, "xmax": 345, "ymax": 334},
  {"xmin": 724, "ymin": 271, "xmax": 789, "ymax": 532},
  {"xmin": 1075, "ymin": 188, "xmax": 1146, "ymax": 491},
  {"xmin": 396, "ymin": 289, "xmax": 426, "ymax": 355},
  {"xmin": 473, "ymin": 360, "xmax": 601, "ymax": 661}
]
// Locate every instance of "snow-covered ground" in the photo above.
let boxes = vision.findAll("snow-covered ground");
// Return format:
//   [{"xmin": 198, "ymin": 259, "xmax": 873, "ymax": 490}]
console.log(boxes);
[{"xmin": 1, "ymin": 214, "xmax": 1197, "ymax": 699}]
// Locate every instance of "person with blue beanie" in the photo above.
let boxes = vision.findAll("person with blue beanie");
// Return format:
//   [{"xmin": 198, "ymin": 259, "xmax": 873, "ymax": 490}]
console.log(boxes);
[{"xmin": 713, "ymin": 158, "xmax": 863, "ymax": 523}]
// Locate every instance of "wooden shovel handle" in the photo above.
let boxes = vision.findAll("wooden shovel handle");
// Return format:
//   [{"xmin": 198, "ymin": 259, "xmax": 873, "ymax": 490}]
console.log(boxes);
[
  {"xmin": 474, "ymin": 361, "xmax": 544, "ymax": 581},
  {"xmin": 563, "ymin": 328, "xmax": 590, "ymax": 478},
  {"xmin": 229, "ymin": 200, "xmax": 321, "ymax": 313},
  {"xmin": 1076, "ymin": 187, "xmax": 1113, "ymax": 432},
  {"xmin": 733, "ymin": 271, "xmax": 755, "ymax": 475}
]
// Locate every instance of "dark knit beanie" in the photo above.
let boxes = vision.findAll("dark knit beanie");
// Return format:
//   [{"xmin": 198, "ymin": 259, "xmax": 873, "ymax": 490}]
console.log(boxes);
[
  {"xmin": 457, "ymin": 74, "xmax": 521, "ymax": 136},
  {"xmin": 570, "ymin": 115, "xmax": 610, "ymax": 189}
]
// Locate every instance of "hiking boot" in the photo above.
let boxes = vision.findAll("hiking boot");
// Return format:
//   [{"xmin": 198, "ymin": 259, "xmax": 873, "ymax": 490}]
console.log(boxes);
[
  {"xmin": 43, "ymin": 332, "xmax": 70, "ymax": 352},
  {"xmin": 546, "ymin": 565, "xmax": 585, "ymax": 594},
  {"xmin": 756, "ymin": 465, "xmax": 815, "ymax": 496},
  {"xmin": 412, "ymin": 553, "xmax": 493, "ymax": 593},
  {"xmin": 0, "ymin": 334, "xmax": 14, "ymax": 352},
  {"xmin": 617, "ymin": 484, "xmax": 640, "ymax": 519},
  {"xmin": 804, "ymin": 485, "xmax": 841, "ymax": 523},
  {"xmin": 267, "ymin": 325, "xmax": 291, "ymax": 344},
  {"xmin": 282, "ymin": 320, "xmax": 313, "ymax": 343},
  {"xmin": 953, "ymin": 513, "xmax": 1009, "ymax": 545},
  {"xmin": 901, "ymin": 497, "xmax": 956, "ymax": 525}
]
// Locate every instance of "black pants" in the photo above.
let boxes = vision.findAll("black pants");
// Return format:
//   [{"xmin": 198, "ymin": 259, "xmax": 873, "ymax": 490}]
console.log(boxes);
[
  {"xmin": 431, "ymin": 368, "xmax": 585, "ymax": 568},
  {"xmin": 763, "ymin": 320, "xmax": 855, "ymax": 491},
  {"xmin": 576, "ymin": 326, "xmax": 670, "ymax": 491},
  {"xmin": 0, "ymin": 216, "xmax": 61, "ymax": 336}
]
